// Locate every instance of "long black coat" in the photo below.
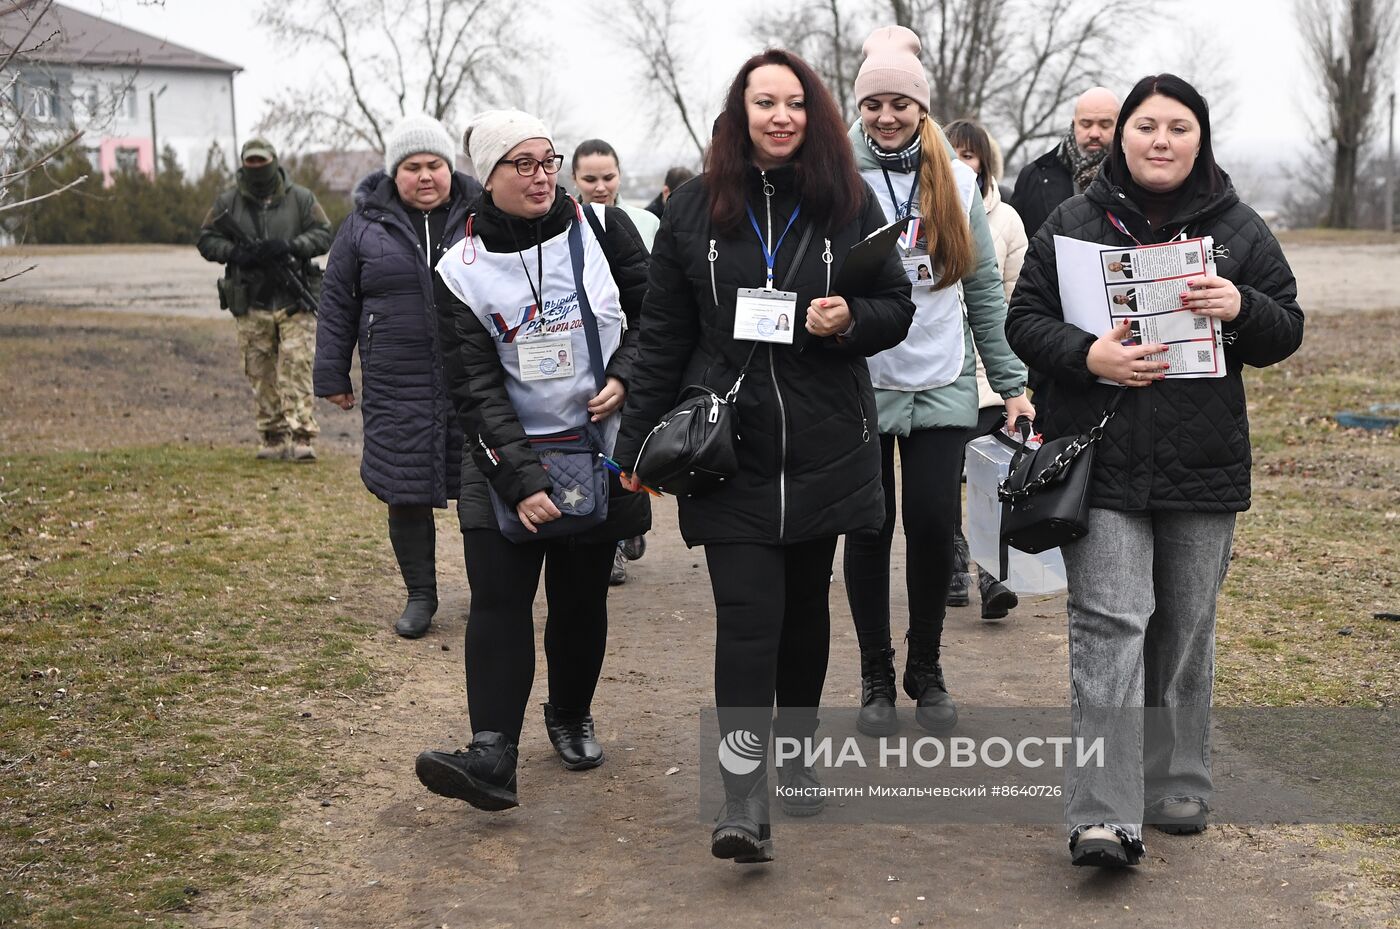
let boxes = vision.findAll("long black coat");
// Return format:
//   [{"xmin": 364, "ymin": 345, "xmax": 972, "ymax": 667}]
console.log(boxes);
[
  {"xmin": 613, "ymin": 165, "xmax": 916, "ymax": 546},
  {"xmin": 1008, "ymin": 147, "xmax": 1075, "ymax": 241},
  {"xmin": 314, "ymin": 170, "xmax": 482, "ymax": 507},
  {"xmin": 436, "ymin": 189, "xmax": 652, "ymax": 542},
  {"xmin": 1005, "ymin": 165, "xmax": 1305, "ymax": 513}
]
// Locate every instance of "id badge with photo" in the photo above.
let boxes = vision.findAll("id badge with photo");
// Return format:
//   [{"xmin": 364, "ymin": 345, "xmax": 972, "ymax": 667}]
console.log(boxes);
[
  {"xmin": 733, "ymin": 287, "xmax": 797, "ymax": 344},
  {"xmin": 516, "ymin": 334, "xmax": 576, "ymax": 381},
  {"xmin": 903, "ymin": 255, "xmax": 938, "ymax": 289}
]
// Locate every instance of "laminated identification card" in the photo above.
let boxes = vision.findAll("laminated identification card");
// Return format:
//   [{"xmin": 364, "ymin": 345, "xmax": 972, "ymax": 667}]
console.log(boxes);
[
  {"xmin": 517, "ymin": 335, "xmax": 576, "ymax": 381},
  {"xmin": 734, "ymin": 287, "xmax": 797, "ymax": 344}
]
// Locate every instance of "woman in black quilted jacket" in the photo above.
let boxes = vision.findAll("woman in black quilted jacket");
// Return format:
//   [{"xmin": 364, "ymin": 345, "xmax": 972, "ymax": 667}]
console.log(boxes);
[
  {"xmin": 411, "ymin": 109, "xmax": 651, "ymax": 814},
  {"xmin": 1005, "ymin": 74, "xmax": 1304, "ymax": 868}
]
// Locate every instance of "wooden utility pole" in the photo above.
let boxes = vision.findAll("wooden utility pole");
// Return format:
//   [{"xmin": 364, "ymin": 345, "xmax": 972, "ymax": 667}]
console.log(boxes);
[{"xmin": 1388, "ymin": 91, "xmax": 1395, "ymax": 233}]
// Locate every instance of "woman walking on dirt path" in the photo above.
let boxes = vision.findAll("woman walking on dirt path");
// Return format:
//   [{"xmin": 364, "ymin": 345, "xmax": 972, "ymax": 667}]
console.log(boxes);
[
  {"xmin": 942, "ymin": 116, "xmax": 1029, "ymax": 622},
  {"xmin": 571, "ymin": 139, "xmax": 657, "ymax": 586},
  {"xmin": 613, "ymin": 49, "xmax": 915, "ymax": 864},
  {"xmin": 1006, "ymin": 74, "xmax": 1304, "ymax": 868},
  {"xmin": 842, "ymin": 26, "xmax": 1032, "ymax": 742},
  {"xmin": 412, "ymin": 109, "xmax": 651, "ymax": 813},
  {"xmin": 315, "ymin": 114, "xmax": 483, "ymax": 640}
]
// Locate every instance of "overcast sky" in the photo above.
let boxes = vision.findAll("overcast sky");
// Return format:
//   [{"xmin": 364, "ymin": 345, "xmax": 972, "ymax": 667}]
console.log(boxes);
[{"xmin": 65, "ymin": 0, "xmax": 1348, "ymax": 186}]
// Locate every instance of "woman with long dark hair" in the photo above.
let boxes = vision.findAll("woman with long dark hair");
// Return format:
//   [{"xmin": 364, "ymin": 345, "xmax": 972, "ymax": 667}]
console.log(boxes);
[
  {"xmin": 614, "ymin": 49, "xmax": 915, "ymax": 864},
  {"xmin": 843, "ymin": 27, "xmax": 1032, "ymax": 740},
  {"xmin": 1006, "ymin": 74, "xmax": 1303, "ymax": 867}
]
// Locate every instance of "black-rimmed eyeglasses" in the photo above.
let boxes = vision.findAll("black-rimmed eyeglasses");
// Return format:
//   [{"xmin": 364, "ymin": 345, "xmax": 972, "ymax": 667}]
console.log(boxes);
[{"xmin": 496, "ymin": 154, "xmax": 565, "ymax": 176}]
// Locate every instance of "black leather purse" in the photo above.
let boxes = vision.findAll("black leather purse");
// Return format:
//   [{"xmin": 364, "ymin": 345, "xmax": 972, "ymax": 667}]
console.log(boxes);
[{"xmin": 998, "ymin": 395, "xmax": 1121, "ymax": 554}]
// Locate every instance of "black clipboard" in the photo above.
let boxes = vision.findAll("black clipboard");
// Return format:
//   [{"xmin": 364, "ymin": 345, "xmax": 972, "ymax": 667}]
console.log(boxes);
[{"xmin": 832, "ymin": 216, "xmax": 910, "ymax": 293}]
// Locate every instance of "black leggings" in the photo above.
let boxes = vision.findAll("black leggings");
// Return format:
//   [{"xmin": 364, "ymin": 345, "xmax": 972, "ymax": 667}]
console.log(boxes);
[
  {"xmin": 460, "ymin": 530, "xmax": 615, "ymax": 743},
  {"xmin": 705, "ymin": 537, "xmax": 838, "ymax": 738},
  {"xmin": 843, "ymin": 428, "xmax": 965, "ymax": 654}
]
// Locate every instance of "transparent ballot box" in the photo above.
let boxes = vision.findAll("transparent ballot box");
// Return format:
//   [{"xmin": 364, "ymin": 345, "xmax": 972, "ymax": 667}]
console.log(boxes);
[{"xmin": 965, "ymin": 431, "xmax": 1067, "ymax": 595}]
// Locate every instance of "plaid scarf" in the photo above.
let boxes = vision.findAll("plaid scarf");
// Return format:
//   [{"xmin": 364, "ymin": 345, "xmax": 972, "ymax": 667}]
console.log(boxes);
[
  {"xmin": 863, "ymin": 131, "xmax": 922, "ymax": 173},
  {"xmin": 1056, "ymin": 129, "xmax": 1107, "ymax": 193}
]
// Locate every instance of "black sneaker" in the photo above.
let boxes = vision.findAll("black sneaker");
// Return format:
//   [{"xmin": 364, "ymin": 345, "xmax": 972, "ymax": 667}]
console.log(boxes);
[
  {"xmin": 903, "ymin": 643, "xmax": 958, "ymax": 734},
  {"xmin": 543, "ymin": 703, "xmax": 604, "ymax": 770},
  {"xmin": 620, "ymin": 535, "xmax": 647, "ymax": 561},
  {"xmin": 978, "ymin": 569, "xmax": 1018, "ymax": 621},
  {"xmin": 609, "ymin": 547, "xmax": 627, "ymax": 585},
  {"xmin": 1069, "ymin": 825, "xmax": 1144, "ymax": 867},
  {"xmin": 415, "ymin": 732, "xmax": 518, "ymax": 811}
]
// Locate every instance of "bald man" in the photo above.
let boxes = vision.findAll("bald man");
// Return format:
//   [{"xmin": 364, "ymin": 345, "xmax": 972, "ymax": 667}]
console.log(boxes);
[{"xmin": 1009, "ymin": 87, "xmax": 1120, "ymax": 239}]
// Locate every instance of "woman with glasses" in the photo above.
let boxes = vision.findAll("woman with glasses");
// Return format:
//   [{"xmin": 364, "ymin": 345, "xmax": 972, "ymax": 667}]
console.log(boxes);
[
  {"xmin": 614, "ymin": 49, "xmax": 915, "ymax": 863},
  {"xmin": 413, "ymin": 109, "xmax": 651, "ymax": 812}
]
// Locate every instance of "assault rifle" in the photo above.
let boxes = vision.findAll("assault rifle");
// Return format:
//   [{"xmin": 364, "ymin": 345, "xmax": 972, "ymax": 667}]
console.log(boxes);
[{"xmin": 211, "ymin": 210, "xmax": 318, "ymax": 316}]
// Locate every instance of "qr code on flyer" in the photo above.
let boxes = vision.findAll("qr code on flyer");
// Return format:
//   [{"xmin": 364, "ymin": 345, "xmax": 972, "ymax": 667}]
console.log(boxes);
[
  {"xmin": 1196, "ymin": 350, "xmax": 1212, "ymax": 363},
  {"xmin": 1194, "ymin": 316, "xmax": 1209, "ymax": 330},
  {"xmin": 1186, "ymin": 251, "xmax": 1200, "ymax": 266}
]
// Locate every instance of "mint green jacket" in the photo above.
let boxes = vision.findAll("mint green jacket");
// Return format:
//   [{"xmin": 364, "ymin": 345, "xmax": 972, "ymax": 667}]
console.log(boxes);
[{"xmin": 849, "ymin": 122, "xmax": 1026, "ymax": 433}]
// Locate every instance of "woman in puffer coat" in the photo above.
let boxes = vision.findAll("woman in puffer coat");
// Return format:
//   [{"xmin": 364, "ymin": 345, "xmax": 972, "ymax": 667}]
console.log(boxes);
[
  {"xmin": 315, "ymin": 115, "xmax": 483, "ymax": 639},
  {"xmin": 1005, "ymin": 73, "xmax": 1304, "ymax": 869},
  {"xmin": 613, "ymin": 49, "xmax": 915, "ymax": 864}
]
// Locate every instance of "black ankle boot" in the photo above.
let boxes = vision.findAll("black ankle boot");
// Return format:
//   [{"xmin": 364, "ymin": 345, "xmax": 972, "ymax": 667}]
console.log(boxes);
[
  {"xmin": 712, "ymin": 773, "xmax": 774, "ymax": 863},
  {"xmin": 947, "ymin": 531, "xmax": 971, "ymax": 607},
  {"xmin": 857, "ymin": 647, "xmax": 899, "ymax": 737},
  {"xmin": 415, "ymin": 731, "xmax": 518, "ymax": 811},
  {"xmin": 543, "ymin": 703, "xmax": 604, "ymax": 770},
  {"xmin": 388, "ymin": 513, "xmax": 437, "ymax": 638},
  {"xmin": 774, "ymin": 714, "xmax": 823, "ymax": 816},
  {"xmin": 978, "ymin": 567, "xmax": 1019, "ymax": 621},
  {"xmin": 903, "ymin": 638, "xmax": 958, "ymax": 734}
]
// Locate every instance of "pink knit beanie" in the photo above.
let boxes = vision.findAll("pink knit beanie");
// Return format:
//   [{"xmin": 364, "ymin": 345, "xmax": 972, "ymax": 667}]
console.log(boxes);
[{"xmin": 853, "ymin": 26, "xmax": 930, "ymax": 111}]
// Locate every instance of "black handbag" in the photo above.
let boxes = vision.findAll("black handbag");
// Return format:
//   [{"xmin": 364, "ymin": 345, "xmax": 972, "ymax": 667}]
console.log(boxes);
[
  {"xmin": 487, "ymin": 209, "xmax": 611, "ymax": 542},
  {"xmin": 632, "ymin": 222, "xmax": 816, "ymax": 497},
  {"xmin": 998, "ymin": 395, "xmax": 1121, "ymax": 554},
  {"xmin": 632, "ymin": 358, "xmax": 752, "ymax": 497}
]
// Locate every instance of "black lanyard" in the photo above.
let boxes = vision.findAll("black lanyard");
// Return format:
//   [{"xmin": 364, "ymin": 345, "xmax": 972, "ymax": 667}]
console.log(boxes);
[
  {"xmin": 507, "ymin": 224, "xmax": 546, "ymax": 311},
  {"xmin": 879, "ymin": 165, "xmax": 918, "ymax": 221}
]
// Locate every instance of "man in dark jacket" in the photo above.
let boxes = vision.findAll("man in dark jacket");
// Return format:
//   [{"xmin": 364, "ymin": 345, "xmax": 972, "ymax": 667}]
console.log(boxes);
[
  {"xmin": 198, "ymin": 138, "xmax": 334, "ymax": 461},
  {"xmin": 642, "ymin": 165, "xmax": 696, "ymax": 219},
  {"xmin": 1009, "ymin": 87, "xmax": 1119, "ymax": 239}
]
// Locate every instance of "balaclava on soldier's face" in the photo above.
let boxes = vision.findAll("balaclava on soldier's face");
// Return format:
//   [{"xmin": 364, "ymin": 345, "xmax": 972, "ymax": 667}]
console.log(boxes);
[{"xmin": 243, "ymin": 158, "xmax": 280, "ymax": 198}]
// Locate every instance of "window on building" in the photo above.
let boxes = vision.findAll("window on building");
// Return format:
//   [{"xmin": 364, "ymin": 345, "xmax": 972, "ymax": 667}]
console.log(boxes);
[
  {"xmin": 114, "ymin": 147, "xmax": 141, "ymax": 174},
  {"xmin": 83, "ymin": 146, "xmax": 101, "ymax": 170},
  {"xmin": 118, "ymin": 88, "xmax": 137, "ymax": 120},
  {"xmin": 31, "ymin": 85, "xmax": 55, "ymax": 122}
]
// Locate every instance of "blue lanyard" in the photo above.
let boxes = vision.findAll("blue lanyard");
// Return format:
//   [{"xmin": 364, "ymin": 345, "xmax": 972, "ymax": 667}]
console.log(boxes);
[
  {"xmin": 880, "ymin": 166, "xmax": 918, "ymax": 221},
  {"xmin": 746, "ymin": 203, "xmax": 802, "ymax": 290}
]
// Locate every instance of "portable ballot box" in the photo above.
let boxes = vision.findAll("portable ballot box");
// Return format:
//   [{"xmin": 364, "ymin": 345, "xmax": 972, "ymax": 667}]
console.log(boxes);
[{"xmin": 965, "ymin": 431, "xmax": 1067, "ymax": 595}]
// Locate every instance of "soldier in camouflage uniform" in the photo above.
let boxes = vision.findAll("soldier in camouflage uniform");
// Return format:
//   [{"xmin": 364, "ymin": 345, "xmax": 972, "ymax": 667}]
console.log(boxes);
[{"xmin": 198, "ymin": 139, "xmax": 334, "ymax": 460}]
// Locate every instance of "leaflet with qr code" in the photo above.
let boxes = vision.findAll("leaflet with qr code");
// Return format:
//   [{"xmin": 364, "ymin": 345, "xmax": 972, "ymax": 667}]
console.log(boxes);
[{"xmin": 1053, "ymin": 234, "xmax": 1225, "ymax": 380}]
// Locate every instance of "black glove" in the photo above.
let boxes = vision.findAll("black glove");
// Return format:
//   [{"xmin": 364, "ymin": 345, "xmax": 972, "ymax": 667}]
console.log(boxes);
[
  {"xmin": 256, "ymin": 239, "xmax": 292, "ymax": 262},
  {"xmin": 228, "ymin": 244, "xmax": 258, "ymax": 267}
]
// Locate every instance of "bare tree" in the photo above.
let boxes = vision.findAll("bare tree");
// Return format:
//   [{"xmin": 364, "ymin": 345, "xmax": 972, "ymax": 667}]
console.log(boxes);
[
  {"xmin": 616, "ymin": 0, "xmax": 711, "ymax": 161},
  {"xmin": 752, "ymin": 0, "xmax": 867, "ymax": 120},
  {"xmin": 256, "ymin": 0, "xmax": 516, "ymax": 153},
  {"xmin": 1297, "ymin": 0, "xmax": 1400, "ymax": 228}
]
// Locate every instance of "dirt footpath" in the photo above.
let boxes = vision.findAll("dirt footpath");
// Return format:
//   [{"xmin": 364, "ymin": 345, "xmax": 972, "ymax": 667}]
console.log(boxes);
[{"xmin": 3, "ymin": 243, "xmax": 1396, "ymax": 928}]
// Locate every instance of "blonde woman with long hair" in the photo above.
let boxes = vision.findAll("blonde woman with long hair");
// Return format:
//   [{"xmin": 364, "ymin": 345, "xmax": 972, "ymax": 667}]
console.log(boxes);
[{"xmin": 844, "ymin": 26, "xmax": 1033, "ymax": 739}]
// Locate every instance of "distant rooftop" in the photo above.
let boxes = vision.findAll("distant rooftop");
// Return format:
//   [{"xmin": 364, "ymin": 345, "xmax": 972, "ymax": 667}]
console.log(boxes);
[{"xmin": 0, "ymin": 0, "xmax": 241, "ymax": 73}]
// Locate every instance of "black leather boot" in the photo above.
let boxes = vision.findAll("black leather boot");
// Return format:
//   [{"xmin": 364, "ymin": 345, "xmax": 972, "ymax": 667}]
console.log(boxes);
[
  {"xmin": 543, "ymin": 703, "xmax": 604, "ymax": 770},
  {"xmin": 903, "ymin": 637, "xmax": 958, "ymax": 734},
  {"xmin": 774, "ymin": 714, "xmax": 823, "ymax": 816},
  {"xmin": 388, "ymin": 513, "xmax": 437, "ymax": 638},
  {"xmin": 712, "ymin": 771, "xmax": 774, "ymax": 863},
  {"xmin": 978, "ymin": 566, "xmax": 1019, "ymax": 621},
  {"xmin": 947, "ymin": 530, "xmax": 971, "ymax": 607},
  {"xmin": 857, "ymin": 647, "xmax": 899, "ymax": 737},
  {"xmin": 415, "ymin": 731, "xmax": 518, "ymax": 811}
]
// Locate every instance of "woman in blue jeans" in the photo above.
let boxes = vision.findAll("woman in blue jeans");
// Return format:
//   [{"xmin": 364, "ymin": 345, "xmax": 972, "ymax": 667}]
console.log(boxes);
[{"xmin": 1006, "ymin": 73, "xmax": 1304, "ymax": 867}]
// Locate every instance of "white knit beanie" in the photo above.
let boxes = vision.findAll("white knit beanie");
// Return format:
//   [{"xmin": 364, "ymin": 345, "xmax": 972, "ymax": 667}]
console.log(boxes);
[
  {"xmin": 384, "ymin": 114, "xmax": 456, "ymax": 176},
  {"xmin": 853, "ymin": 26, "xmax": 930, "ymax": 111},
  {"xmin": 463, "ymin": 109, "xmax": 553, "ymax": 181}
]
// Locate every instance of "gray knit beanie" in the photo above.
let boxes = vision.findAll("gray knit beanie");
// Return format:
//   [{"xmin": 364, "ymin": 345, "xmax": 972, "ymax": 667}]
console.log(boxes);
[
  {"xmin": 463, "ymin": 109, "xmax": 552, "ymax": 181},
  {"xmin": 384, "ymin": 114, "xmax": 456, "ymax": 176}
]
